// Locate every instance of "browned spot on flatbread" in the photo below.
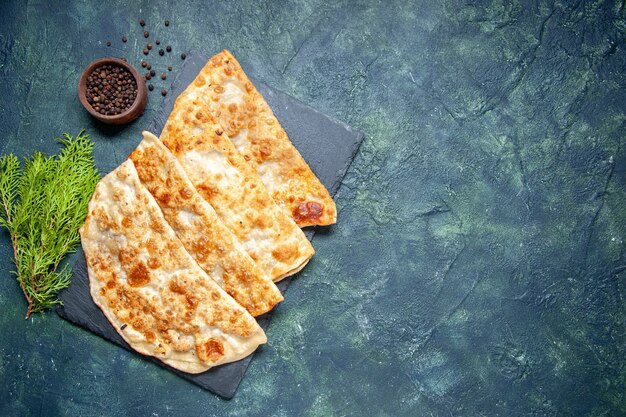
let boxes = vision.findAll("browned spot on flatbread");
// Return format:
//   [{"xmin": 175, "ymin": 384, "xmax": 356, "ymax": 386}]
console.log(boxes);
[
  {"xmin": 259, "ymin": 144, "xmax": 271, "ymax": 159},
  {"xmin": 128, "ymin": 262, "xmax": 150, "ymax": 287},
  {"xmin": 147, "ymin": 257, "xmax": 161, "ymax": 269},
  {"xmin": 157, "ymin": 192, "xmax": 171, "ymax": 205},
  {"xmin": 169, "ymin": 280, "xmax": 185, "ymax": 294},
  {"xmin": 196, "ymin": 183, "xmax": 218, "ymax": 199},
  {"xmin": 186, "ymin": 294, "xmax": 198, "ymax": 310},
  {"xmin": 179, "ymin": 187, "xmax": 193, "ymax": 199},
  {"xmin": 292, "ymin": 201, "xmax": 323, "ymax": 224},
  {"xmin": 118, "ymin": 249, "xmax": 136, "ymax": 267},
  {"xmin": 272, "ymin": 243, "xmax": 299, "ymax": 264},
  {"xmin": 194, "ymin": 75, "xmax": 206, "ymax": 87},
  {"xmin": 195, "ymin": 338, "xmax": 225, "ymax": 363},
  {"xmin": 150, "ymin": 218, "xmax": 166, "ymax": 233},
  {"xmin": 191, "ymin": 235, "xmax": 214, "ymax": 261}
]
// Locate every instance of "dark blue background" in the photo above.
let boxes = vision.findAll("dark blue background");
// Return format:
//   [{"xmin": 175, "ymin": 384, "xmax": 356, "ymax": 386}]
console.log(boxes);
[{"xmin": 1, "ymin": 1, "xmax": 625, "ymax": 415}]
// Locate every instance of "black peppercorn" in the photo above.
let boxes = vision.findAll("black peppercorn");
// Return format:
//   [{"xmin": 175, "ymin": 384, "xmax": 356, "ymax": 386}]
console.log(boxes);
[
  {"xmin": 148, "ymin": 84, "xmax": 154, "ymax": 91},
  {"xmin": 156, "ymin": 39, "xmax": 160, "ymax": 45},
  {"xmin": 147, "ymin": 43, "xmax": 152, "ymax": 50},
  {"xmin": 143, "ymin": 48, "xmax": 149, "ymax": 55},
  {"xmin": 146, "ymin": 64, "xmax": 151, "ymax": 70},
  {"xmin": 166, "ymin": 45, "xmax": 172, "ymax": 52},
  {"xmin": 150, "ymin": 69, "xmax": 156, "ymax": 76},
  {"xmin": 122, "ymin": 36, "xmax": 127, "ymax": 43},
  {"xmin": 141, "ymin": 61, "xmax": 147, "ymax": 68},
  {"xmin": 161, "ymin": 89, "xmax": 167, "ymax": 96},
  {"xmin": 181, "ymin": 53, "xmax": 186, "ymax": 60},
  {"xmin": 159, "ymin": 49, "xmax": 164, "ymax": 56},
  {"xmin": 161, "ymin": 73, "xmax": 166, "ymax": 80},
  {"xmin": 86, "ymin": 64, "xmax": 137, "ymax": 116},
  {"xmin": 139, "ymin": 19, "xmax": 145, "ymax": 26},
  {"xmin": 168, "ymin": 66, "xmax": 172, "ymax": 71},
  {"xmin": 144, "ymin": 31, "xmax": 149, "ymax": 38},
  {"xmin": 164, "ymin": 20, "xmax": 170, "ymax": 26},
  {"xmin": 106, "ymin": 41, "xmax": 111, "ymax": 46}
]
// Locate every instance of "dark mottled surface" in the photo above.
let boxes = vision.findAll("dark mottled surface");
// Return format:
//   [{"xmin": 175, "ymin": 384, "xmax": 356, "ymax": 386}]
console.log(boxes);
[{"xmin": 1, "ymin": 0, "xmax": 625, "ymax": 415}]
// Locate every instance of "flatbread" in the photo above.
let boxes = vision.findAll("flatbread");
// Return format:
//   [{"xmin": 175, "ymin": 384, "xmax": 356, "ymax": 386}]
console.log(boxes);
[
  {"xmin": 129, "ymin": 131, "xmax": 283, "ymax": 316},
  {"xmin": 182, "ymin": 49, "xmax": 337, "ymax": 227},
  {"xmin": 80, "ymin": 160, "xmax": 266, "ymax": 373},
  {"xmin": 160, "ymin": 90, "xmax": 314, "ymax": 282}
]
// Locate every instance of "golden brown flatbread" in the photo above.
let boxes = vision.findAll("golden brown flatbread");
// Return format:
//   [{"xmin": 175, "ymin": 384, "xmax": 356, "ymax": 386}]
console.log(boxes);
[
  {"xmin": 160, "ymin": 90, "xmax": 314, "ymax": 282},
  {"xmin": 182, "ymin": 49, "xmax": 337, "ymax": 227},
  {"xmin": 80, "ymin": 160, "xmax": 266, "ymax": 373},
  {"xmin": 129, "ymin": 132, "xmax": 283, "ymax": 316}
]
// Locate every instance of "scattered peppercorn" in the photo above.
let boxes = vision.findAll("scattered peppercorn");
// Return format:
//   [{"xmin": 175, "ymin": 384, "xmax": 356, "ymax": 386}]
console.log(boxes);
[
  {"xmin": 139, "ymin": 19, "xmax": 145, "ymax": 26},
  {"xmin": 106, "ymin": 41, "xmax": 111, "ymax": 46},
  {"xmin": 144, "ymin": 31, "xmax": 149, "ymax": 38},
  {"xmin": 148, "ymin": 84, "xmax": 154, "ymax": 91},
  {"xmin": 85, "ymin": 64, "xmax": 137, "ymax": 116},
  {"xmin": 145, "ymin": 72, "xmax": 151, "ymax": 80},
  {"xmin": 146, "ymin": 64, "xmax": 151, "ymax": 70},
  {"xmin": 122, "ymin": 36, "xmax": 127, "ymax": 43},
  {"xmin": 150, "ymin": 69, "xmax": 156, "ymax": 76},
  {"xmin": 159, "ymin": 49, "xmax": 164, "ymax": 56},
  {"xmin": 164, "ymin": 20, "xmax": 170, "ymax": 26},
  {"xmin": 141, "ymin": 61, "xmax": 147, "ymax": 68},
  {"xmin": 166, "ymin": 45, "xmax": 172, "ymax": 52},
  {"xmin": 181, "ymin": 53, "xmax": 186, "ymax": 60},
  {"xmin": 161, "ymin": 73, "xmax": 166, "ymax": 80},
  {"xmin": 168, "ymin": 66, "xmax": 172, "ymax": 71},
  {"xmin": 143, "ymin": 48, "xmax": 149, "ymax": 55},
  {"xmin": 156, "ymin": 39, "xmax": 160, "ymax": 45},
  {"xmin": 161, "ymin": 89, "xmax": 167, "ymax": 96}
]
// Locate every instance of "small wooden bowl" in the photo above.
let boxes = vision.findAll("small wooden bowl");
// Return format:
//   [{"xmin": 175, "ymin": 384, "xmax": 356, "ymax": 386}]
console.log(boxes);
[{"xmin": 78, "ymin": 57, "xmax": 147, "ymax": 125}]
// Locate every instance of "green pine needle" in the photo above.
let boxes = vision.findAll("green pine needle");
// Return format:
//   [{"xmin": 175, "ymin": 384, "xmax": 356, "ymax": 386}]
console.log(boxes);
[{"xmin": 0, "ymin": 130, "xmax": 100, "ymax": 319}]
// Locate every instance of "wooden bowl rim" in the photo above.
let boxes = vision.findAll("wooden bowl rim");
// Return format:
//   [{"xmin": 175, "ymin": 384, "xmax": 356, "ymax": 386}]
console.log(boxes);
[{"xmin": 77, "ymin": 57, "xmax": 147, "ymax": 124}]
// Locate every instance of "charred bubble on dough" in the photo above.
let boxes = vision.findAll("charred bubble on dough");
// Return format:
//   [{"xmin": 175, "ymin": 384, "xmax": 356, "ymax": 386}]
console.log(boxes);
[
  {"xmin": 160, "ymin": 91, "xmax": 314, "ymax": 282},
  {"xmin": 185, "ymin": 49, "xmax": 337, "ymax": 227},
  {"xmin": 129, "ymin": 132, "xmax": 284, "ymax": 316},
  {"xmin": 80, "ymin": 160, "xmax": 267, "ymax": 373}
]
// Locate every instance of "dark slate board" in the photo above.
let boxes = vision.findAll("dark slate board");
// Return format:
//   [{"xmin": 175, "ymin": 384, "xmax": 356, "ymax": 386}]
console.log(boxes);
[{"xmin": 57, "ymin": 51, "xmax": 363, "ymax": 399}]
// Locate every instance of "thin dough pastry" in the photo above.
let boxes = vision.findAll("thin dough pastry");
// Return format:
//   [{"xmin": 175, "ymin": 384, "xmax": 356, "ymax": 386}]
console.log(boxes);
[
  {"xmin": 129, "ymin": 131, "xmax": 283, "ymax": 316},
  {"xmin": 81, "ymin": 160, "xmax": 266, "ymax": 373},
  {"xmin": 183, "ymin": 49, "xmax": 337, "ymax": 227},
  {"xmin": 161, "ymin": 91, "xmax": 314, "ymax": 282}
]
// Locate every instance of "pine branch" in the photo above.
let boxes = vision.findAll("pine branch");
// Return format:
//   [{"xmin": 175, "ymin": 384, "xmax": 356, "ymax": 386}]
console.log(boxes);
[
  {"xmin": 0, "ymin": 155, "xmax": 20, "ymax": 229},
  {"xmin": 0, "ymin": 131, "xmax": 100, "ymax": 318}
]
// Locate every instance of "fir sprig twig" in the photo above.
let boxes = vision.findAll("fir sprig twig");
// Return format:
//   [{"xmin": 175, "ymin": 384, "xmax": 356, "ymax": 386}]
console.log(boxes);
[{"xmin": 0, "ymin": 131, "xmax": 100, "ymax": 319}]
